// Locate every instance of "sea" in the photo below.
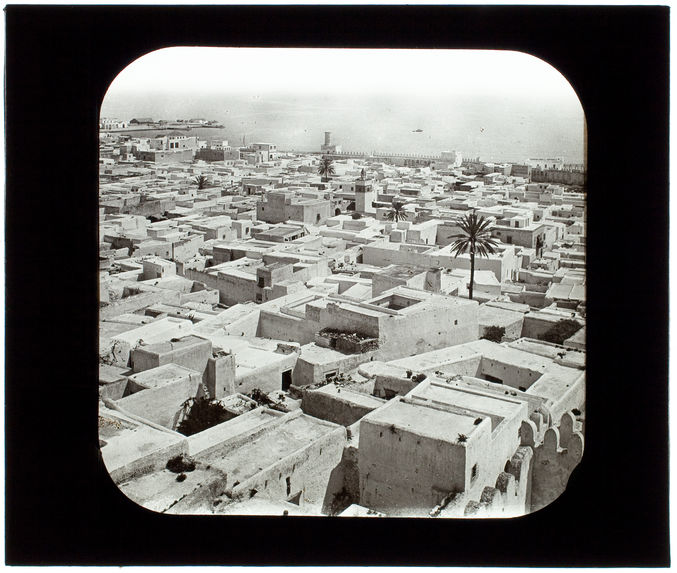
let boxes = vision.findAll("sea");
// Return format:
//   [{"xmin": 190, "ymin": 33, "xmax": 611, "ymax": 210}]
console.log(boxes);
[{"xmin": 102, "ymin": 93, "xmax": 586, "ymax": 164}]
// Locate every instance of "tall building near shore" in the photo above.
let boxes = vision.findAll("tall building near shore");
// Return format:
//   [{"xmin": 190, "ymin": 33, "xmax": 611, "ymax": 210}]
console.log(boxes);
[
  {"xmin": 440, "ymin": 150, "xmax": 463, "ymax": 167},
  {"xmin": 320, "ymin": 131, "xmax": 341, "ymax": 154}
]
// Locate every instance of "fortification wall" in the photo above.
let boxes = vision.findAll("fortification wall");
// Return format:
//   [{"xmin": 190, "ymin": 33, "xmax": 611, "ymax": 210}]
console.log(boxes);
[
  {"xmin": 523, "ymin": 412, "xmax": 584, "ymax": 512},
  {"xmin": 462, "ymin": 446, "xmax": 534, "ymax": 518}
]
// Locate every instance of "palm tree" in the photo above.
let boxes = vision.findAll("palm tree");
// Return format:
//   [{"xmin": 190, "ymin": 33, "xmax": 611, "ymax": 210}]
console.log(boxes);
[
  {"xmin": 193, "ymin": 175, "xmax": 208, "ymax": 190},
  {"xmin": 384, "ymin": 200, "xmax": 409, "ymax": 222},
  {"xmin": 449, "ymin": 211, "xmax": 499, "ymax": 300},
  {"xmin": 317, "ymin": 156, "xmax": 335, "ymax": 182}
]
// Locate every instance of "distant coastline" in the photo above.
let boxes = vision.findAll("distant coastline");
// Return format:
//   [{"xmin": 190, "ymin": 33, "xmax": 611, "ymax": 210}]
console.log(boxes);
[{"xmin": 101, "ymin": 125, "xmax": 224, "ymax": 133}]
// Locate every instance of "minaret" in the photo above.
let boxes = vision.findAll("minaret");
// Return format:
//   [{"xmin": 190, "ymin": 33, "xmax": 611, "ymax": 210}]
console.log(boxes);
[{"xmin": 355, "ymin": 168, "xmax": 375, "ymax": 214}]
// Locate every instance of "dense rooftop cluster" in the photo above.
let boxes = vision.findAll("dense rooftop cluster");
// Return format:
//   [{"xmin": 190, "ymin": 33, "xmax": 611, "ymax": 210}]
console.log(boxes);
[{"xmin": 99, "ymin": 129, "xmax": 586, "ymax": 517}]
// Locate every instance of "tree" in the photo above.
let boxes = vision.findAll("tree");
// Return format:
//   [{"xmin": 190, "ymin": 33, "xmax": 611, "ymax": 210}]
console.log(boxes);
[
  {"xmin": 538, "ymin": 319, "xmax": 582, "ymax": 345},
  {"xmin": 193, "ymin": 175, "xmax": 208, "ymax": 190},
  {"xmin": 384, "ymin": 200, "xmax": 409, "ymax": 222},
  {"xmin": 449, "ymin": 211, "xmax": 499, "ymax": 300},
  {"xmin": 481, "ymin": 325, "xmax": 506, "ymax": 343},
  {"xmin": 317, "ymin": 156, "xmax": 335, "ymax": 182},
  {"xmin": 176, "ymin": 397, "xmax": 231, "ymax": 436},
  {"xmin": 535, "ymin": 235, "xmax": 545, "ymax": 258}
]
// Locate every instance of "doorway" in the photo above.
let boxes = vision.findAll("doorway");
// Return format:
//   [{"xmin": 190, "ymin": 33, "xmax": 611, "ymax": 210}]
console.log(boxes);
[{"xmin": 281, "ymin": 369, "xmax": 292, "ymax": 391}]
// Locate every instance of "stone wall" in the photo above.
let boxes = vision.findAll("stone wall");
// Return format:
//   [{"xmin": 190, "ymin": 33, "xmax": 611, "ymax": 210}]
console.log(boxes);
[
  {"xmin": 320, "ymin": 302, "xmax": 382, "ymax": 339},
  {"xmin": 100, "ymin": 291, "xmax": 162, "ymax": 320},
  {"xmin": 301, "ymin": 387, "xmax": 386, "ymax": 427},
  {"xmin": 216, "ymin": 272, "xmax": 258, "ymax": 306},
  {"xmin": 235, "ymin": 352, "xmax": 299, "ymax": 395},
  {"xmin": 522, "ymin": 412, "xmax": 584, "ymax": 513},
  {"xmin": 258, "ymin": 310, "xmax": 319, "ymax": 345},
  {"xmin": 378, "ymin": 302, "xmax": 478, "ymax": 361},
  {"xmin": 358, "ymin": 415, "xmax": 470, "ymax": 514},
  {"xmin": 228, "ymin": 423, "xmax": 347, "ymax": 513},
  {"xmin": 293, "ymin": 347, "xmax": 380, "ymax": 387},
  {"xmin": 478, "ymin": 356, "xmax": 543, "ymax": 390},
  {"xmin": 115, "ymin": 371, "xmax": 203, "ymax": 429},
  {"xmin": 131, "ymin": 336, "xmax": 212, "ymax": 374},
  {"xmin": 462, "ymin": 446, "xmax": 534, "ymax": 518}
]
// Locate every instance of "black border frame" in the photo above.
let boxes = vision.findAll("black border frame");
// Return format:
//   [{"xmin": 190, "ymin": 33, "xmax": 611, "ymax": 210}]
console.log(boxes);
[{"xmin": 5, "ymin": 5, "xmax": 669, "ymax": 566}]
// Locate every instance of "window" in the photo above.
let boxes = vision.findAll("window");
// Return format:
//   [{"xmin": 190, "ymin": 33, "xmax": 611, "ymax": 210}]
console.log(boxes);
[{"xmin": 471, "ymin": 463, "xmax": 479, "ymax": 483}]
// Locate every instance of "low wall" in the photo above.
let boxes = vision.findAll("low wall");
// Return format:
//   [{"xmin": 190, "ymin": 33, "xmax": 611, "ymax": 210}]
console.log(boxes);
[
  {"xmin": 115, "ymin": 373, "xmax": 202, "ymax": 429},
  {"xmin": 301, "ymin": 387, "xmax": 385, "ymax": 426},
  {"xmin": 100, "ymin": 291, "xmax": 161, "ymax": 320},
  {"xmin": 131, "ymin": 337, "xmax": 212, "ymax": 374},
  {"xmin": 108, "ymin": 438, "xmax": 188, "ymax": 485},
  {"xmin": 258, "ymin": 311, "xmax": 318, "ymax": 345},
  {"xmin": 235, "ymin": 352, "xmax": 298, "ymax": 395},
  {"xmin": 293, "ymin": 348, "xmax": 380, "ymax": 387}
]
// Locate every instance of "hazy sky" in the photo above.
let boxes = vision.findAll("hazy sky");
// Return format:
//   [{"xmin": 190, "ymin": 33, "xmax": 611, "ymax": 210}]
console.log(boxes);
[{"xmin": 101, "ymin": 48, "xmax": 586, "ymax": 163}]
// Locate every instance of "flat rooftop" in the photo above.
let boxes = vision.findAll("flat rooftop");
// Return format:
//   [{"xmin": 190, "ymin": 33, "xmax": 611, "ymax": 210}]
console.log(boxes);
[
  {"xmin": 127, "ymin": 363, "xmax": 200, "ymax": 389},
  {"xmin": 235, "ymin": 346, "xmax": 289, "ymax": 373},
  {"xmin": 99, "ymin": 407, "xmax": 186, "ymax": 478},
  {"xmin": 188, "ymin": 407, "xmax": 283, "ymax": 457},
  {"xmin": 311, "ymin": 383, "xmax": 386, "ymax": 409},
  {"xmin": 377, "ymin": 265, "xmax": 426, "ymax": 280},
  {"xmin": 363, "ymin": 397, "xmax": 479, "ymax": 443},
  {"xmin": 135, "ymin": 335, "xmax": 210, "ymax": 356},
  {"xmin": 203, "ymin": 413, "xmax": 336, "ymax": 483},
  {"xmin": 408, "ymin": 380, "xmax": 524, "ymax": 431}
]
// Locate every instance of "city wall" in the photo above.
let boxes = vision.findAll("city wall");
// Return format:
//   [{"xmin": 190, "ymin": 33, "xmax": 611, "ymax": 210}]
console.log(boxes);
[{"xmin": 520, "ymin": 412, "xmax": 584, "ymax": 512}]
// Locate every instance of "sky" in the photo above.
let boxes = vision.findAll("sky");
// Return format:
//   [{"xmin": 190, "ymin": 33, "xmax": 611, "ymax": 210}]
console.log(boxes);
[{"xmin": 100, "ymin": 48, "xmax": 586, "ymax": 163}]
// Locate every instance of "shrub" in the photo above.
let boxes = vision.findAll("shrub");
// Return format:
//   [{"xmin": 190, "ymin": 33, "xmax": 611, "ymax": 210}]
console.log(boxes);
[
  {"xmin": 328, "ymin": 487, "xmax": 352, "ymax": 516},
  {"xmin": 166, "ymin": 455, "xmax": 196, "ymax": 473},
  {"xmin": 538, "ymin": 319, "xmax": 583, "ymax": 346},
  {"xmin": 176, "ymin": 397, "xmax": 231, "ymax": 436},
  {"xmin": 481, "ymin": 325, "xmax": 506, "ymax": 343}
]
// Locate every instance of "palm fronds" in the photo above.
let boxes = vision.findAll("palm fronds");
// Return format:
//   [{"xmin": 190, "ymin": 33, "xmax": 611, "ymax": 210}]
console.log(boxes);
[
  {"xmin": 384, "ymin": 200, "xmax": 409, "ymax": 222},
  {"xmin": 317, "ymin": 157, "xmax": 336, "ymax": 181}
]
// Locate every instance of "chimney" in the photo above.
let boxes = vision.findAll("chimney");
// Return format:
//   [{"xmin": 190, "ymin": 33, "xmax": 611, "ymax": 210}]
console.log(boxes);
[{"xmin": 425, "ymin": 268, "xmax": 442, "ymax": 293}]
